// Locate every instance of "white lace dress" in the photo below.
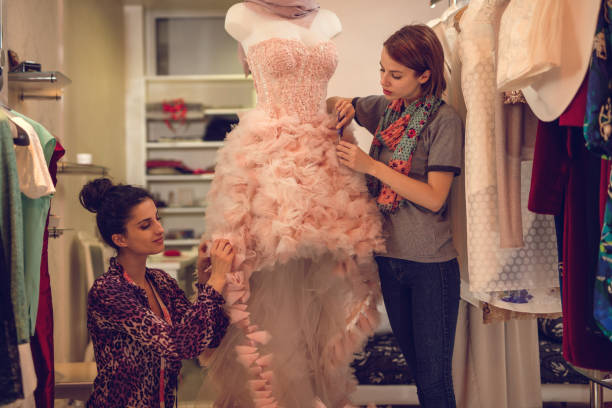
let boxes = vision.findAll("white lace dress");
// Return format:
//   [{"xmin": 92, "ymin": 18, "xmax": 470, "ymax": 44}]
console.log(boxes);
[{"xmin": 458, "ymin": 0, "xmax": 561, "ymax": 313}]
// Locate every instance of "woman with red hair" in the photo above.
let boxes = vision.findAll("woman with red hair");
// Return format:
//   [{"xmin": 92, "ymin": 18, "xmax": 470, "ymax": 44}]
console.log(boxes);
[{"xmin": 328, "ymin": 24, "xmax": 463, "ymax": 408}]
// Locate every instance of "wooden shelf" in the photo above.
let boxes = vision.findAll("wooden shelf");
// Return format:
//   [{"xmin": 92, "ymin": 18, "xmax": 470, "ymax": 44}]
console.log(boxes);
[
  {"xmin": 163, "ymin": 238, "xmax": 199, "ymax": 246},
  {"xmin": 146, "ymin": 141, "xmax": 224, "ymax": 149},
  {"xmin": 145, "ymin": 74, "xmax": 251, "ymax": 83},
  {"xmin": 158, "ymin": 207, "xmax": 206, "ymax": 215},
  {"xmin": 57, "ymin": 162, "xmax": 108, "ymax": 176},
  {"xmin": 204, "ymin": 108, "xmax": 248, "ymax": 115},
  {"xmin": 146, "ymin": 112, "xmax": 205, "ymax": 120},
  {"xmin": 146, "ymin": 174, "xmax": 214, "ymax": 181}
]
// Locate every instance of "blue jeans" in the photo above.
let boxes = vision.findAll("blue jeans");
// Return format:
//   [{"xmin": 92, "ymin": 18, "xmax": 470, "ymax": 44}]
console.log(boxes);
[{"xmin": 376, "ymin": 256, "xmax": 460, "ymax": 408}]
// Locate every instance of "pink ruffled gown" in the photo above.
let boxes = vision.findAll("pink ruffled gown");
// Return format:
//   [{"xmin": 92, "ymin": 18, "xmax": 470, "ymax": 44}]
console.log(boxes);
[{"xmin": 202, "ymin": 37, "xmax": 385, "ymax": 408}]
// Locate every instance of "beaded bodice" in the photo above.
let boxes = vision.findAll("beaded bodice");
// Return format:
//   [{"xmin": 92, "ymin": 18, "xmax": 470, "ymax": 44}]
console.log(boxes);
[{"xmin": 246, "ymin": 37, "xmax": 338, "ymax": 120}]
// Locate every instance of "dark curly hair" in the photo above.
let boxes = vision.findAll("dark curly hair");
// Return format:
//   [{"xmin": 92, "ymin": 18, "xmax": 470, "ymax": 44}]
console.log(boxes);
[{"xmin": 79, "ymin": 178, "xmax": 154, "ymax": 250}]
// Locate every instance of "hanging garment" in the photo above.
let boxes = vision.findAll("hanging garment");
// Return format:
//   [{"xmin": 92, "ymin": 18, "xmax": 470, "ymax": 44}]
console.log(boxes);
[
  {"xmin": 0, "ymin": 233, "xmax": 23, "ymax": 405},
  {"xmin": 429, "ymin": 13, "xmax": 544, "ymax": 408},
  {"xmin": 452, "ymin": 301, "xmax": 543, "ymax": 408},
  {"xmin": 458, "ymin": 0, "xmax": 560, "ymax": 313},
  {"xmin": 202, "ymin": 37, "xmax": 384, "ymax": 407},
  {"xmin": 13, "ymin": 113, "xmax": 57, "ymax": 337},
  {"xmin": 562, "ymin": 128, "xmax": 612, "ymax": 369},
  {"xmin": 521, "ymin": 0, "xmax": 601, "ymax": 121},
  {"xmin": 529, "ymin": 78, "xmax": 612, "ymax": 368},
  {"xmin": 599, "ymin": 161, "xmax": 611, "ymax": 227},
  {"xmin": 32, "ymin": 140, "xmax": 64, "ymax": 407},
  {"xmin": 496, "ymin": 0, "xmax": 562, "ymax": 92},
  {"xmin": 0, "ymin": 115, "xmax": 28, "ymax": 345},
  {"xmin": 583, "ymin": 0, "xmax": 612, "ymax": 342},
  {"xmin": 10, "ymin": 116, "xmax": 54, "ymax": 199},
  {"xmin": 10, "ymin": 345, "xmax": 37, "ymax": 408},
  {"xmin": 495, "ymin": 95, "xmax": 539, "ymax": 248}
]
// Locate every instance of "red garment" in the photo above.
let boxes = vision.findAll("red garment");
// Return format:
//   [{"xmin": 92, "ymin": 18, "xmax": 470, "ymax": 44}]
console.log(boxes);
[
  {"xmin": 528, "ymin": 120, "xmax": 570, "ymax": 214},
  {"xmin": 32, "ymin": 140, "xmax": 64, "ymax": 407},
  {"xmin": 562, "ymin": 130, "xmax": 612, "ymax": 369},
  {"xmin": 530, "ymin": 74, "xmax": 612, "ymax": 370},
  {"xmin": 558, "ymin": 75, "xmax": 589, "ymax": 127}
]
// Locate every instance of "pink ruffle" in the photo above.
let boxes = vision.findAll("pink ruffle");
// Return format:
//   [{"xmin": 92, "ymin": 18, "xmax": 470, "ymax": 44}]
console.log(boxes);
[{"xmin": 202, "ymin": 109, "xmax": 385, "ymax": 406}]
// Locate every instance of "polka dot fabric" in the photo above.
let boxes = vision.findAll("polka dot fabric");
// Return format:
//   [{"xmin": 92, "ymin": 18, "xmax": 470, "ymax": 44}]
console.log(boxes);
[{"xmin": 458, "ymin": 0, "xmax": 561, "ymax": 313}]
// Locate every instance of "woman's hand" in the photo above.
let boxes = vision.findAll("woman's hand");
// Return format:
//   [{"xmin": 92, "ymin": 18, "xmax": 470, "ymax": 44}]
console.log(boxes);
[
  {"xmin": 206, "ymin": 239, "xmax": 234, "ymax": 293},
  {"xmin": 336, "ymin": 141, "xmax": 375, "ymax": 174},
  {"xmin": 326, "ymin": 96, "xmax": 355, "ymax": 130},
  {"xmin": 333, "ymin": 98, "xmax": 355, "ymax": 130}
]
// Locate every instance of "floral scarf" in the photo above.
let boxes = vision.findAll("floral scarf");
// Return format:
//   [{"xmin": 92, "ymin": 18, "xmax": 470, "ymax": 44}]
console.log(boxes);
[{"xmin": 366, "ymin": 95, "xmax": 442, "ymax": 214}]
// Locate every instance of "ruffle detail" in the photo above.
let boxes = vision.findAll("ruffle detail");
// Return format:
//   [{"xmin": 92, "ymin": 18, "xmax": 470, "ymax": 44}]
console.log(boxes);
[{"xmin": 201, "ymin": 109, "xmax": 385, "ymax": 407}]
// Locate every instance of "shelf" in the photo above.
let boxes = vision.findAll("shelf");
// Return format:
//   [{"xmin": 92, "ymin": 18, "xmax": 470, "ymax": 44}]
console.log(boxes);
[
  {"xmin": 163, "ymin": 238, "xmax": 199, "ymax": 246},
  {"xmin": 146, "ymin": 174, "xmax": 214, "ymax": 181},
  {"xmin": 159, "ymin": 207, "xmax": 206, "ymax": 215},
  {"xmin": 58, "ymin": 162, "xmax": 108, "ymax": 176},
  {"xmin": 146, "ymin": 141, "xmax": 224, "ymax": 149},
  {"xmin": 49, "ymin": 227, "xmax": 73, "ymax": 239},
  {"xmin": 204, "ymin": 108, "xmax": 248, "ymax": 115},
  {"xmin": 145, "ymin": 74, "xmax": 251, "ymax": 83},
  {"xmin": 9, "ymin": 71, "xmax": 72, "ymax": 100},
  {"xmin": 146, "ymin": 112, "xmax": 205, "ymax": 121}
]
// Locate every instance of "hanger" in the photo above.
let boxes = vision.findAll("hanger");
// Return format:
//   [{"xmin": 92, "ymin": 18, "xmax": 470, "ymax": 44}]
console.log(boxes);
[
  {"xmin": 453, "ymin": 5, "xmax": 467, "ymax": 33},
  {"xmin": 0, "ymin": 103, "xmax": 30, "ymax": 146}
]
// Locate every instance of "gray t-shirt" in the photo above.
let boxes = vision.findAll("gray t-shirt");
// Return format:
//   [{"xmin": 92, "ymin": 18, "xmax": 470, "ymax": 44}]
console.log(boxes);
[{"xmin": 353, "ymin": 95, "xmax": 464, "ymax": 262}]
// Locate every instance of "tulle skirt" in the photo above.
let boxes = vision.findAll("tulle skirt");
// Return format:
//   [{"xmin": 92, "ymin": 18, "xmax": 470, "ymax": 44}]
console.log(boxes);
[{"xmin": 201, "ymin": 109, "xmax": 385, "ymax": 407}]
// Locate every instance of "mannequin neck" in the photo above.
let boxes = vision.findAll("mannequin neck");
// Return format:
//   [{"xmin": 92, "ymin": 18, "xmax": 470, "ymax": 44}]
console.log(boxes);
[{"xmin": 225, "ymin": 3, "xmax": 341, "ymax": 52}]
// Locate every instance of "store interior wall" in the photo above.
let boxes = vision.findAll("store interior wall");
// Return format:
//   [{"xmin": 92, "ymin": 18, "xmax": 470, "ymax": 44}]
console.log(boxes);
[{"xmin": 58, "ymin": 0, "xmax": 127, "ymax": 363}]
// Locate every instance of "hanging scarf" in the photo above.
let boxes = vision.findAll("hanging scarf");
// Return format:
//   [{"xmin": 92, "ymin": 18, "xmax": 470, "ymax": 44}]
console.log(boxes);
[{"xmin": 366, "ymin": 95, "xmax": 442, "ymax": 214}]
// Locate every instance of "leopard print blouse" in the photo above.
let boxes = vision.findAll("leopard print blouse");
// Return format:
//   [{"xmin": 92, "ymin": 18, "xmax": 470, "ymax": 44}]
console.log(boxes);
[{"xmin": 86, "ymin": 257, "xmax": 228, "ymax": 407}]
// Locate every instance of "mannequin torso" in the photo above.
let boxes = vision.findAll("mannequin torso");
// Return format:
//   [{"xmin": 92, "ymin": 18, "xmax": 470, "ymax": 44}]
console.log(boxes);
[{"xmin": 225, "ymin": 2, "xmax": 341, "ymax": 53}]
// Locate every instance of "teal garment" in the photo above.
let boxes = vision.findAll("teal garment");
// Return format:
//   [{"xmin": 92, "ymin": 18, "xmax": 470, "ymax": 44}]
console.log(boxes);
[
  {"xmin": 0, "ymin": 115, "xmax": 28, "ymax": 344},
  {"xmin": 12, "ymin": 111, "xmax": 56, "ymax": 336},
  {"xmin": 584, "ymin": 0, "xmax": 612, "ymax": 341}
]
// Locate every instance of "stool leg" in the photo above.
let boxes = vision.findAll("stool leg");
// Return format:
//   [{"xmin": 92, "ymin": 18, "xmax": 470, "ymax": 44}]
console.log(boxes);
[{"xmin": 590, "ymin": 380, "xmax": 604, "ymax": 408}]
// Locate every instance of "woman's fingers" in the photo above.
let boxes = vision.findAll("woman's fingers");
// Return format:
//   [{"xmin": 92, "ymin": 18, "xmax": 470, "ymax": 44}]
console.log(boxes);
[
  {"xmin": 334, "ymin": 100, "xmax": 354, "ymax": 129},
  {"xmin": 336, "ymin": 141, "xmax": 355, "ymax": 153},
  {"xmin": 210, "ymin": 239, "xmax": 234, "ymax": 259},
  {"xmin": 222, "ymin": 242, "xmax": 234, "ymax": 255}
]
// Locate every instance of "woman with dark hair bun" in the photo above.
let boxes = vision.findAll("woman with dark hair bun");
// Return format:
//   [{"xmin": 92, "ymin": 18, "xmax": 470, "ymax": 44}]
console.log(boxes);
[
  {"xmin": 80, "ymin": 178, "xmax": 231, "ymax": 408},
  {"xmin": 327, "ymin": 24, "xmax": 463, "ymax": 408}
]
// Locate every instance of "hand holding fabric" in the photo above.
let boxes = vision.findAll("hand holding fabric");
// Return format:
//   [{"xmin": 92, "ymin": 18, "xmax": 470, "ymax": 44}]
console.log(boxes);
[{"xmin": 336, "ymin": 140, "xmax": 374, "ymax": 174}]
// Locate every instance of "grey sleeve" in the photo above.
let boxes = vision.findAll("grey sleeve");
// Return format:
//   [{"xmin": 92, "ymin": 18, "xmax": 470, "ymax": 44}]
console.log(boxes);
[
  {"xmin": 426, "ymin": 106, "xmax": 464, "ymax": 175},
  {"xmin": 351, "ymin": 95, "xmax": 389, "ymax": 135}
]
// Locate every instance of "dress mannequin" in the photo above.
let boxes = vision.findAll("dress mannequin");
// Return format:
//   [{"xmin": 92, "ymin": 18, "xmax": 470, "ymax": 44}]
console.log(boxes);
[
  {"xmin": 225, "ymin": 2, "xmax": 341, "ymax": 52},
  {"xmin": 201, "ymin": 2, "xmax": 384, "ymax": 407}
]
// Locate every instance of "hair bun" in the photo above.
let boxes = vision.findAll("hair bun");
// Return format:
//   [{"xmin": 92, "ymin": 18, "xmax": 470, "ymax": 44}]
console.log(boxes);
[{"xmin": 79, "ymin": 178, "xmax": 114, "ymax": 213}]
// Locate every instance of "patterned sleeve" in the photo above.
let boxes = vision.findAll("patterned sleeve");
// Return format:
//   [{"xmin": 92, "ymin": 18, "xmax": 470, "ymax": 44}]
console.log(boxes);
[{"xmin": 88, "ymin": 279, "xmax": 229, "ymax": 362}]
